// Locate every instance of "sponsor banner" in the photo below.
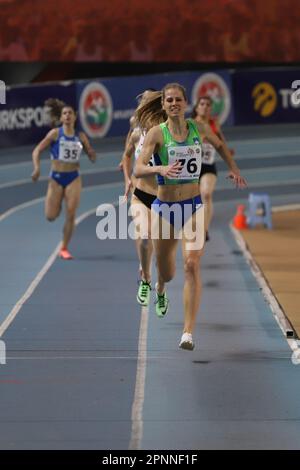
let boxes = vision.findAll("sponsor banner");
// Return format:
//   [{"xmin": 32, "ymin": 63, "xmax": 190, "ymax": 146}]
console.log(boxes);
[
  {"xmin": 0, "ymin": 71, "xmax": 233, "ymax": 148},
  {"xmin": 76, "ymin": 70, "xmax": 233, "ymax": 139},
  {"xmin": 233, "ymin": 69, "xmax": 300, "ymax": 125},
  {"xmin": 0, "ymin": 82, "xmax": 76, "ymax": 147},
  {"xmin": 191, "ymin": 71, "xmax": 233, "ymax": 126}
]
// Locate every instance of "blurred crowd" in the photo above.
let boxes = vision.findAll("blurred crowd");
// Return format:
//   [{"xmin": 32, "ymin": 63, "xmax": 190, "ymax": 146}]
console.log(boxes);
[{"xmin": 0, "ymin": 0, "xmax": 300, "ymax": 62}]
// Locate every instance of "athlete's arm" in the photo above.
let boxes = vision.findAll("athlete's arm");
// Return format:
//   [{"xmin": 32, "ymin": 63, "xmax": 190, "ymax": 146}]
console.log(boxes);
[
  {"xmin": 214, "ymin": 120, "xmax": 235, "ymax": 157},
  {"xmin": 79, "ymin": 132, "xmax": 96, "ymax": 162},
  {"xmin": 201, "ymin": 123, "xmax": 247, "ymax": 189},
  {"xmin": 134, "ymin": 126, "xmax": 182, "ymax": 179},
  {"xmin": 121, "ymin": 130, "xmax": 139, "ymax": 199},
  {"xmin": 118, "ymin": 116, "xmax": 135, "ymax": 171},
  {"xmin": 31, "ymin": 128, "xmax": 58, "ymax": 182}
]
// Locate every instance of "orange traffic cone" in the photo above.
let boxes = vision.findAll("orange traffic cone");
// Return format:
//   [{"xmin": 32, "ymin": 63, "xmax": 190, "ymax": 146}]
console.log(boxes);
[{"xmin": 233, "ymin": 204, "xmax": 248, "ymax": 229}]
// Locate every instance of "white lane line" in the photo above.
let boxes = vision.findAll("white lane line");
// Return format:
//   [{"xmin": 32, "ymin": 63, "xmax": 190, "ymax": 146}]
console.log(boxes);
[
  {"xmin": 5, "ymin": 355, "xmax": 153, "ymax": 360},
  {"xmin": 0, "ymin": 197, "xmax": 45, "ymax": 222},
  {"xmin": 0, "ymin": 206, "xmax": 98, "ymax": 338},
  {"xmin": 0, "ymin": 241, "xmax": 61, "ymax": 338},
  {"xmin": 0, "ymin": 189, "xmax": 150, "ymax": 449},
  {"xmin": 0, "ymin": 186, "xmax": 123, "ymax": 336},
  {"xmin": 230, "ymin": 223, "xmax": 294, "ymax": 337},
  {"xmin": 0, "ymin": 152, "xmax": 299, "ymax": 190},
  {"xmin": 0, "ymin": 166, "xmax": 120, "ymax": 190},
  {"xmin": 0, "ymin": 160, "xmax": 38, "ymax": 171},
  {"xmin": 216, "ymin": 177, "xmax": 300, "ymax": 192},
  {"xmin": 80, "ymin": 181, "xmax": 122, "ymax": 193},
  {"xmin": 230, "ymin": 136, "xmax": 300, "ymax": 145},
  {"xmin": 232, "ymin": 150, "xmax": 300, "ymax": 160},
  {"xmin": 0, "ymin": 150, "xmax": 120, "ymax": 171},
  {"xmin": 0, "ymin": 181, "xmax": 123, "ymax": 222},
  {"xmin": 272, "ymin": 203, "xmax": 300, "ymax": 212},
  {"xmin": 129, "ymin": 305, "xmax": 149, "ymax": 450},
  {"xmin": 0, "ymin": 178, "xmax": 41, "ymax": 189},
  {"xmin": 217, "ymin": 164, "xmax": 300, "ymax": 175},
  {"xmin": 0, "ymin": 146, "xmax": 299, "ymax": 189},
  {"xmin": 4, "ymin": 354, "xmax": 291, "ymax": 361},
  {"xmin": 230, "ymin": 219, "xmax": 300, "ymax": 364}
]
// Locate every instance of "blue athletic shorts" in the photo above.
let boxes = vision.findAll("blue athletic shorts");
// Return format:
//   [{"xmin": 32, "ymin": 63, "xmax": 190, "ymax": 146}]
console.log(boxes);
[
  {"xmin": 151, "ymin": 195, "xmax": 202, "ymax": 231},
  {"xmin": 50, "ymin": 170, "xmax": 79, "ymax": 188}
]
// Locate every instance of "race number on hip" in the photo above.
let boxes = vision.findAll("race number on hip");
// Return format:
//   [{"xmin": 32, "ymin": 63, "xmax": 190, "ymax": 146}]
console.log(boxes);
[
  {"xmin": 168, "ymin": 145, "xmax": 202, "ymax": 179},
  {"xmin": 59, "ymin": 140, "xmax": 83, "ymax": 163},
  {"xmin": 202, "ymin": 142, "xmax": 216, "ymax": 165}
]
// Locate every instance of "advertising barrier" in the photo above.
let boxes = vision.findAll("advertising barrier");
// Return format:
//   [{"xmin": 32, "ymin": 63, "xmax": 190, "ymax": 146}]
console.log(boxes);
[
  {"xmin": 2, "ymin": 67, "xmax": 300, "ymax": 149},
  {"xmin": 0, "ymin": 70, "xmax": 233, "ymax": 148},
  {"xmin": 233, "ymin": 69, "xmax": 300, "ymax": 125},
  {"xmin": 0, "ymin": 82, "xmax": 76, "ymax": 148},
  {"xmin": 76, "ymin": 70, "xmax": 233, "ymax": 140}
]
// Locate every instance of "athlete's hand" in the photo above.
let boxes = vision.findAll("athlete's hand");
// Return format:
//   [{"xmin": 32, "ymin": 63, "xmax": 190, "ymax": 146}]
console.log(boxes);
[
  {"xmin": 230, "ymin": 148, "xmax": 235, "ymax": 157},
  {"xmin": 118, "ymin": 160, "xmax": 124, "ymax": 172},
  {"xmin": 89, "ymin": 150, "xmax": 97, "ymax": 162},
  {"xmin": 159, "ymin": 161, "xmax": 182, "ymax": 178},
  {"xmin": 226, "ymin": 169, "xmax": 247, "ymax": 189},
  {"xmin": 31, "ymin": 168, "xmax": 40, "ymax": 182},
  {"xmin": 123, "ymin": 179, "xmax": 133, "ymax": 200}
]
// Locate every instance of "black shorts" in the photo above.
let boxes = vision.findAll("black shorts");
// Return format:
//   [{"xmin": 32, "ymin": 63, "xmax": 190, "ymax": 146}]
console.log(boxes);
[
  {"xmin": 199, "ymin": 163, "xmax": 217, "ymax": 178},
  {"xmin": 133, "ymin": 187, "xmax": 157, "ymax": 210}
]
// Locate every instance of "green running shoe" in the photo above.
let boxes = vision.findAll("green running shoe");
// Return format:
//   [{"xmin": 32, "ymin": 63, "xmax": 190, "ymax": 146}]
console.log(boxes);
[
  {"xmin": 137, "ymin": 280, "xmax": 151, "ymax": 306},
  {"xmin": 154, "ymin": 282, "xmax": 169, "ymax": 318}
]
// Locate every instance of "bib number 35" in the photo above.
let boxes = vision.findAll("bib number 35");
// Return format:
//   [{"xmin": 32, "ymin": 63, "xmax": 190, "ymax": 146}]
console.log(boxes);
[{"xmin": 59, "ymin": 141, "xmax": 83, "ymax": 163}]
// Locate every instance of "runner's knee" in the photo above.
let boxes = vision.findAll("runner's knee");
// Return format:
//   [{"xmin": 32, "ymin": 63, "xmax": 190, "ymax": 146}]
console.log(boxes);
[
  {"xmin": 140, "ymin": 238, "xmax": 151, "ymax": 249},
  {"xmin": 162, "ymin": 272, "xmax": 175, "ymax": 283},
  {"xmin": 201, "ymin": 189, "xmax": 212, "ymax": 203},
  {"xmin": 45, "ymin": 208, "xmax": 60, "ymax": 221},
  {"xmin": 158, "ymin": 264, "xmax": 175, "ymax": 283},
  {"xmin": 46, "ymin": 215, "xmax": 57, "ymax": 222},
  {"xmin": 184, "ymin": 256, "xmax": 200, "ymax": 278},
  {"xmin": 66, "ymin": 209, "xmax": 76, "ymax": 221}
]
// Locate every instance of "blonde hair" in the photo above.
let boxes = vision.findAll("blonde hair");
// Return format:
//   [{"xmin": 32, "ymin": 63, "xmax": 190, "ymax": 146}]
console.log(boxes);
[{"xmin": 135, "ymin": 90, "xmax": 167, "ymax": 130}]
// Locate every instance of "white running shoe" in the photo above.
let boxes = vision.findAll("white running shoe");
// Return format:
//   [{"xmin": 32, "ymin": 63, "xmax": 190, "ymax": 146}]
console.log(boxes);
[{"xmin": 179, "ymin": 332, "xmax": 194, "ymax": 351}]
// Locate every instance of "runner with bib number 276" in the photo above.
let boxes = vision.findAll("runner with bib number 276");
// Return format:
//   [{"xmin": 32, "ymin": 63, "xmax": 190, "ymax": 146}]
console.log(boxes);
[
  {"xmin": 31, "ymin": 99, "xmax": 96, "ymax": 260},
  {"xmin": 135, "ymin": 82, "xmax": 247, "ymax": 351}
]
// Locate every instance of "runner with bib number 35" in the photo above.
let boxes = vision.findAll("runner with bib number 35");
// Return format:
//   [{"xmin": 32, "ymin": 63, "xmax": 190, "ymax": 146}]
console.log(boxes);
[{"xmin": 31, "ymin": 100, "xmax": 96, "ymax": 260}]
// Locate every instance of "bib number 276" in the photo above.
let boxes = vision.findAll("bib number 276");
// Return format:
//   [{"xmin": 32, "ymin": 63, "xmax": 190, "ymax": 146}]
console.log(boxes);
[
  {"xmin": 178, "ymin": 158, "xmax": 198, "ymax": 174},
  {"xmin": 171, "ymin": 156, "xmax": 201, "ymax": 179},
  {"xmin": 168, "ymin": 145, "xmax": 202, "ymax": 179}
]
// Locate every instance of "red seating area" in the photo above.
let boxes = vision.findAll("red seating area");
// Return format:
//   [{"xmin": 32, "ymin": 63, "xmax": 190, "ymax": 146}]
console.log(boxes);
[{"xmin": 0, "ymin": 0, "xmax": 299, "ymax": 62}]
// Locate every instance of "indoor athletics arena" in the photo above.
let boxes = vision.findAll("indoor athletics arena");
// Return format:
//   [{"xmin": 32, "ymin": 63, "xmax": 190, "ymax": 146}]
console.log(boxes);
[{"xmin": 0, "ymin": 0, "xmax": 300, "ymax": 457}]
